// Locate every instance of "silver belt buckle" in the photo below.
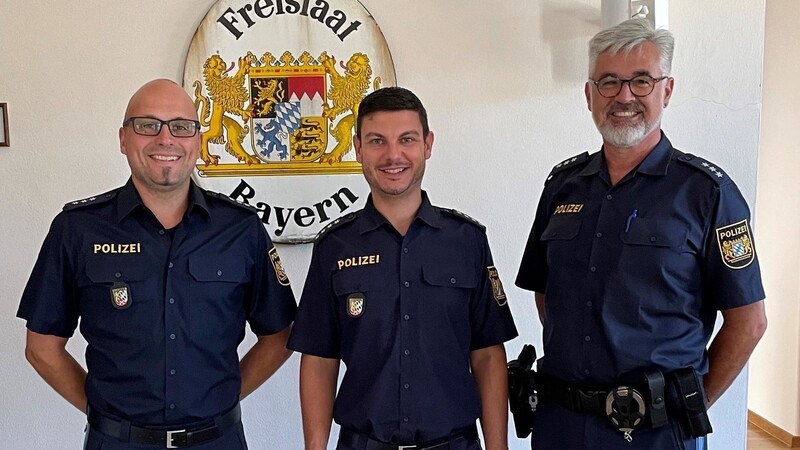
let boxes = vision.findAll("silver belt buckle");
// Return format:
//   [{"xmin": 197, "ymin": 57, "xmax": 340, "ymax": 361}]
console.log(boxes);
[
  {"xmin": 166, "ymin": 429, "xmax": 186, "ymax": 449},
  {"xmin": 398, "ymin": 446, "xmax": 418, "ymax": 450}
]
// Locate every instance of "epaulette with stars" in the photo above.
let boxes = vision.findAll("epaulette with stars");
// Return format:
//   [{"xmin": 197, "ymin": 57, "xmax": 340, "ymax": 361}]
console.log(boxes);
[
  {"xmin": 435, "ymin": 207, "xmax": 486, "ymax": 232},
  {"xmin": 313, "ymin": 212, "xmax": 359, "ymax": 243},
  {"xmin": 675, "ymin": 152, "xmax": 731, "ymax": 186},
  {"xmin": 545, "ymin": 152, "xmax": 589, "ymax": 184},
  {"xmin": 203, "ymin": 190, "xmax": 261, "ymax": 213},
  {"xmin": 62, "ymin": 189, "xmax": 119, "ymax": 211}
]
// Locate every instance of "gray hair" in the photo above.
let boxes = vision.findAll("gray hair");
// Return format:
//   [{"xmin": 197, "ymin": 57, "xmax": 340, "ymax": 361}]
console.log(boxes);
[{"xmin": 588, "ymin": 18, "xmax": 674, "ymax": 77}]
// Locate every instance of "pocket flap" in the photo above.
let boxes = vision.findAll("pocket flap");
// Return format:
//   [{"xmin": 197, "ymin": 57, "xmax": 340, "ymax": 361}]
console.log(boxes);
[
  {"xmin": 621, "ymin": 218, "xmax": 684, "ymax": 248},
  {"xmin": 422, "ymin": 264, "xmax": 478, "ymax": 288},
  {"xmin": 188, "ymin": 255, "xmax": 246, "ymax": 282},
  {"xmin": 332, "ymin": 269, "xmax": 370, "ymax": 295},
  {"xmin": 86, "ymin": 258, "xmax": 148, "ymax": 283},
  {"xmin": 541, "ymin": 218, "xmax": 581, "ymax": 241}
]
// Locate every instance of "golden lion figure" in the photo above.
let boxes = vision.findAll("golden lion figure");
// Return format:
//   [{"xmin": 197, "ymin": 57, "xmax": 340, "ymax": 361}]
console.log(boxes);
[
  {"xmin": 319, "ymin": 52, "xmax": 381, "ymax": 165},
  {"xmin": 193, "ymin": 53, "xmax": 259, "ymax": 166}
]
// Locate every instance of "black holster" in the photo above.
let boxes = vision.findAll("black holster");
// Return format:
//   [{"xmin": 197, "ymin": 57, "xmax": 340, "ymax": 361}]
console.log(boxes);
[{"xmin": 507, "ymin": 344, "xmax": 538, "ymax": 438}]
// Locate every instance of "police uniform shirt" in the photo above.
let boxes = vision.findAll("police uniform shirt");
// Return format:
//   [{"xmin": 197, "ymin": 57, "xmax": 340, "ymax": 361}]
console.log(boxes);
[
  {"xmin": 288, "ymin": 192, "xmax": 518, "ymax": 444},
  {"xmin": 17, "ymin": 179, "xmax": 297, "ymax": 425},
  {"xmin": 515, "ymin": 132, "xmax": 765, "ymax": 385}
]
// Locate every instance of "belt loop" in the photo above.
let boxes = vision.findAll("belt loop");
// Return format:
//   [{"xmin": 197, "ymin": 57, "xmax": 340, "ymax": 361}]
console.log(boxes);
[{"xmin": 119, "ymin": 418, "xmax": 132, "ymax": 441}]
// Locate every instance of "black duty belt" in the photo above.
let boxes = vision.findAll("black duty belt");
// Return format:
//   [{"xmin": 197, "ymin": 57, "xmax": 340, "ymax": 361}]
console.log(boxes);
[
  {"xmin": 536, "ymin": 374, "xmax": 609, "ymax": 415},
  {"xmin": 88, "ymin": 403, "xmax": 241, "ymax": 448},
  {"xmin": 338, "ymin": 424, "xmax": 478, "ymax": 450}
]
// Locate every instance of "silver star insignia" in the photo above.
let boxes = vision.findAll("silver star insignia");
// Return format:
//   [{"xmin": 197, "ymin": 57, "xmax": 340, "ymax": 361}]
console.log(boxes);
[
  {"xmin": 570, "ymin": 157, "xmax": 577, "ymax": 162},
  {"xmin": 701, "ymin": 162, "xmax": 709, "ymax": 167},
  {"xmin": 716, "ymin": 173, "xmax": 723, "ymax": 178},
  {"xmin": 709, "ymin": 167, "xmax": 717, "ymax": 171}
]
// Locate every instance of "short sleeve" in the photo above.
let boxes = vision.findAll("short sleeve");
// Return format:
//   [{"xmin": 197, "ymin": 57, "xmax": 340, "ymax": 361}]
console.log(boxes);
[
  {"xmin": 469, "ymin": 234, "xmax": 518, "ymax": 350},
  {"xmin": 17, "ymin": 213, "xmax": 80, "ymax": 338},
  {"xmin": 515, "ymin": 189, "xmax": 552, "ymax": 293},
  {"xmin": 246, "ymin": 220, "xmax": 297, "ymax": 335},
  {"xmin": 286, "ymin": 241, "xmax": 341, "ymax": 358},
  {"xmin": 702, "ymin": 183, "xmax": 765, "ymax": 310}
]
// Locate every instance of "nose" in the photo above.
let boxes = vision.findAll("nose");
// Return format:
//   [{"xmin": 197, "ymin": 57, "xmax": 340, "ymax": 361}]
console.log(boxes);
[
  {"xmin": 614, "ymin": 81, "xmax": 638, "ymax": 102},
  {"xmin": 153, "ymin": 124, "xmax": 175, "ymax": 144},
  {"xmin": 385, "ymin": 141, "xmax": 402, "ymax": 160}
]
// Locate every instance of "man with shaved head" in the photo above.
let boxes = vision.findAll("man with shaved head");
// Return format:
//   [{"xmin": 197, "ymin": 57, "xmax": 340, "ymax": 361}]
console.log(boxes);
[{"xmin": 18, "ymin": 79, "xmax": 296, "ymax": 449}]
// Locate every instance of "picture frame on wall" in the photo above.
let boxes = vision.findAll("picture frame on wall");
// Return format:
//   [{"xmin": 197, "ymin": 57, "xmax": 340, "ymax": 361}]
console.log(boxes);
[{"xmin": 0, "ymin": 103, "xmax": 9, "ymax": 147}]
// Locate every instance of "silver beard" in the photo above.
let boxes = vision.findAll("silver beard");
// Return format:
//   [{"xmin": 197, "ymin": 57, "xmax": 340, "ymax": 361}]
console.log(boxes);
[{"xmin": 595, "ymin": 106, "xmax": 662, "ymax": 148}]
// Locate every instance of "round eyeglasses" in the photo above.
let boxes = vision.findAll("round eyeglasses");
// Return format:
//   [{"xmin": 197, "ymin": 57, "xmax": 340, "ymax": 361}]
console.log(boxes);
[
  {"xmin": 589, "ymin": 75, "xmax": 669, "ymax": 98},
  {"xmin": 123, "ymin": 117, "xmax": 200, "ymax": 138}
]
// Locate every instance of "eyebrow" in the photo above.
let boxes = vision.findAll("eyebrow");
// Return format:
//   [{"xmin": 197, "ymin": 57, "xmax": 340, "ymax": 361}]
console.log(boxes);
[
  {"xmin": 597, "ymin": 70, "xmax": 655, "ymax": 79},
  {"xmin": 364, "ymin": 130, "xmax": 421, "ymax": 139}
]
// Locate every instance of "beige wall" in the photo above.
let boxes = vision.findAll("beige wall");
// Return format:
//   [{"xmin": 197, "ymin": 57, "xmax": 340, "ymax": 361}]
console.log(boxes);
[{"xmin": 750, "ymin": 0, "xmax": 800, "ymax": 436}]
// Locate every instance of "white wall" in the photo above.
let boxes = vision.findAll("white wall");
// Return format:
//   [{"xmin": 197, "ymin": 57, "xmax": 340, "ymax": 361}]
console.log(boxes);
[
  {"xmin": 0, "ymin": 1, "xmax": 765, "ymax": 449},
  {"xmin": 750, "ymin": 0, "xmax": 800, "ymax": 437}
]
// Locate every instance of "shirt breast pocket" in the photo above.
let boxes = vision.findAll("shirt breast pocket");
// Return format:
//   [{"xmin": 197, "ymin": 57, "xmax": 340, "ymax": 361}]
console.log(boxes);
[
  {"xmin": 82, "ymin": 258, "xmax": 151, "ymax": 328},
  {"xmin": 188, "ymin": 254, "xmax": 249, "ymax": 336},
  {"xmin": 187, "ymin": 254, "xmax": 249, "ymax": 305},
  {"xmin": 540, "ymin": 217, "xmax": 582, "ymax": 268},
  {"xmin": 188, "ymin": 255, "xmax": 248, "ymax": 284},
  {"xmin": 421, "ymin": 264, "xmax": 478, "ymax": 325},
  {"xmin": 540, "ymin": 217, "xmax": 582, "ymax": 242}
]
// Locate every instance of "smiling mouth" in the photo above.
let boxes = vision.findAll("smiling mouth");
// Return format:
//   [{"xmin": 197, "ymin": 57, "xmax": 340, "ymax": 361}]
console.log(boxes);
[
  {"xmin": 611, "ymin": 111, "xmax": 640, "ymax": 117},
  {"xmin": 381, "ymin": 167, "xmax": 406, "ymax": 174},
  {"xmin": 151, "ymin": 155, "xmax": 180, "ymax": 162}
]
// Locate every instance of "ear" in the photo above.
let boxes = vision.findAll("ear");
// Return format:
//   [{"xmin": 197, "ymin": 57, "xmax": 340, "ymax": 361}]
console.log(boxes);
[
  {"xmin": 424, "ymin": 131, "xmax": 434, "ymax": 160},
  {"xmin": 584, "ymin": 82, "xmax": 592, "ymax": 111},
  {"xmin": 119, "ymin": 127, "xmax": 127, "ymax": 155},
  {"xmin": 353, "ymin": 134, "xmax": 362, "ymax": 163},
  {"xmin": 662, "ymin": 77, "xmax": 674, "ymax": 108}
]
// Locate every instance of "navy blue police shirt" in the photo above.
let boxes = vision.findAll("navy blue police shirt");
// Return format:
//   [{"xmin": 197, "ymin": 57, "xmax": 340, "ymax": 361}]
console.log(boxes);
[
  {"xmin": 288, "ymin": 192, "xmax": 518, "ymax": 444},
  {"xmin": 515, "ymin": 133, "xmax": 765, "ymax": 385},
  {"xmin": 17, "ymin": 179, "xmax": 296, "ymax": 425}
]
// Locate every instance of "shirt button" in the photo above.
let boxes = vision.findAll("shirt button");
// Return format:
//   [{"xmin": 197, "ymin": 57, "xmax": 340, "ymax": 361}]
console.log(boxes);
[
  {"xmin": 584, "ymin": 369, "xmax": 591, "ymax": 375},
  {"xmin": 606, "ymin": 194, "xmax": 613, "ymax": 200},
  {"xmin": 170, "ymin": 369, "xmax": 176, "ymax": 375},
  {"xmin": 404, "ymin": 349, "xmax": 410, "ymax": 356},
  {"xmin": 158, "ymin": 230, "xmax": 165, "ymax": 235},
  {"xmin": 590, "ymin": 266, "xmax": 597, "ymax": 273},
  {"xmin": 650, "ymin": 236, "xmax": 657, "ymax": 242},
  {"xmin": 595, "ymin": 232, "xmax": 603, "ymax": 239},
  {"xmin": 403, "ymin": 417, "xmax": 409, "ymax": 423},
  {"xmin": 404, "ymin": 314, "xmax": 410, "ymax": 321},
  {"xmin": 169, "ymin": 334, "xmax": 176, "ymax": 340},
  {"xmin": 169, "ymin": 298, "xmax": 175, "ymax": 304},
  {"xmin": 586, "ymin": 301, "xmax": 592, "ymax": 307},
  {"xmin": 169, "ymin": 403, "xmax": 176, "ymax": 410},
  {"xmin": 114, "ymin": 272, "xmax": 121, "ymax": 278},
  {"xmin": 404, "ymin": 383, "xmax": 410, "ymax": 389},
  {"xmin": 168, "ymin": 262, "xmax": 174, "ymax": 269},
  {"xmin": 403, "ymin": 248, "xmax": 409, "ymax": 254},
  {"xmin": 404, "ymin": 281, "xmax": 410, "ymax": 288},
  {"xmin": 450, "ymin": 277, "xmax": 456, "ymax": 284},
  {"xmin": 584, "ymin": 335, "xmax": 591, "ymax": 342},
  {"xmin": 217, "ymin": 270, "xmax": 223, "ymax": 276}
]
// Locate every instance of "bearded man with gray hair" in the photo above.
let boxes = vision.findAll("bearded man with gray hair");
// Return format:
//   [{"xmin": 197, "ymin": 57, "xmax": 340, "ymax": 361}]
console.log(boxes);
[{"xmin": 515, "ymin": 18, "xmax": 766, "ymax": 450}]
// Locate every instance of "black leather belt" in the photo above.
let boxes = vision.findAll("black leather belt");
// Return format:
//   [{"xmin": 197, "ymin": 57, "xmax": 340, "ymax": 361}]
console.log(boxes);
[
  {"xmin": 536, "ymin": 374, "xmax": 610, "ymax": 415},
  {"xmin": 338, "ymin": 424, "xmax": 478, "ymax": 450},
  {"xmin": 88, "ymin": 403, "xmax": 241, "ymax": 448}
]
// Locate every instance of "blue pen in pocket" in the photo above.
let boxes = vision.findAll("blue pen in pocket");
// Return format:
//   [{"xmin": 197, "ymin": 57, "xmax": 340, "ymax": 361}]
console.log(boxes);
[{"xmin": 625, "ymin": 209, "xmax": 638, "ymax": 233}]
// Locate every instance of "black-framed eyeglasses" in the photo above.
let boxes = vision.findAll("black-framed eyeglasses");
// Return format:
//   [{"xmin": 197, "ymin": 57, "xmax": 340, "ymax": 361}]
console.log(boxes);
[
  {"xmin": 122, "ymin": 117, "xmax": 201, "ymax": 138},
  {"xmin": 589, "ymin": 75, "xmax": 669, "ymax": 98}
]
